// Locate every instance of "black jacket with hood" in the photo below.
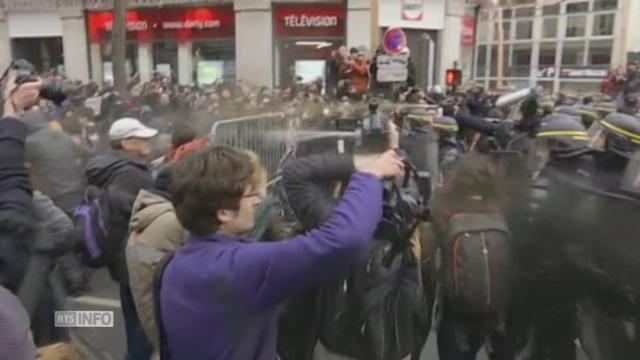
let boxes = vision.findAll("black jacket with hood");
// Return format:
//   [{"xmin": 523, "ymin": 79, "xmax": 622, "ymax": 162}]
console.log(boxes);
[{"xmin": 85, "ymin": 151, "xmax": 153, "ymax": 284}]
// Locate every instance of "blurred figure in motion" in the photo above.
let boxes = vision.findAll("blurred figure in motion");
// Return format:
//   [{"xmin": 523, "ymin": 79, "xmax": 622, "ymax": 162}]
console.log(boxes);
[{"xmin": 24, "ymin": 110, "xmax": 87, "ymax": 215}]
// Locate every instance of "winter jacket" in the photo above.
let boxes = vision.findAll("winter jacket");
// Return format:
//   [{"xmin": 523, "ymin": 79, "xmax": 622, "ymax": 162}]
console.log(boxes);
[
  {"xmin": 85, "ymin": 151, "xmax": 153, "ymax": 284},
  {"xmin": 126, "ymin": 190, "xmax": 188, "ymax": 351},
  {"xmin": 281, "ymin": 154, "xmax": 430, "ymax": 360},
  {"xmin": 350, "ymin": 60, "xmax": 370, "ymax": 96},
  {"xmin": 0, "ymin": 117, "xmax": 35, "ymax": 292},
  {"xmin": 24, "ymin": 111, "xmax": 86, "ymax": 215},
  {"xmin": 160, "ymin": 172, "xmax": 383, "ymax": 360}
]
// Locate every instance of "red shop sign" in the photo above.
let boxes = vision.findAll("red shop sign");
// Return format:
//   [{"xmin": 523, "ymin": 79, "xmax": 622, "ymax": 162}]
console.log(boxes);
[
  {"xmin": 88, "ymin": 7, "xmax": 235, "ymax": 43},
  {"xmin": 274, "ymin": 4, "xmax": 345, "ymax": 38}
]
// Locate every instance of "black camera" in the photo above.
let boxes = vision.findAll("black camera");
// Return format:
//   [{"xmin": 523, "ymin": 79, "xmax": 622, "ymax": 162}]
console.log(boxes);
[
  {"xmin": 376, "ymin": 149, "xmax": 431, "ymax": 251},
  {"xmin": 2, "ymin": 59, "xmax": 69, "ymax": 106}
]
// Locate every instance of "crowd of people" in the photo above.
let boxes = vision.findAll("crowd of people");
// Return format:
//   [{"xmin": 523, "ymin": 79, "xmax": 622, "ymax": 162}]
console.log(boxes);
[{"xmin": 0, "ymin": 50, "xmax": 639, "ymax": 360}]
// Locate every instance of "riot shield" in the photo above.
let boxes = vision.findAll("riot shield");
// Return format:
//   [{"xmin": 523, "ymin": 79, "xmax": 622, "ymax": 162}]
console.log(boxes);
[{"xmin": 621, "ymin": 149, "xmax": 640, "ymax": 197}]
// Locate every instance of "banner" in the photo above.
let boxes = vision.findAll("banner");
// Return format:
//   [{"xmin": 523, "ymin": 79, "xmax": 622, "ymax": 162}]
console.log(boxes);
[
  {"xmin": 88, "ymin": 7, "xmax": 235, "ymax": 43},
  {"xmin": 274, "ymin": 4, "xmax": 345, "ymax": 38}
]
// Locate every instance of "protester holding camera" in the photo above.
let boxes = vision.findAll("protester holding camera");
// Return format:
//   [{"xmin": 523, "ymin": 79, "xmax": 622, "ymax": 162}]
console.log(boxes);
[{"xmin": 280, "ymin": 118, "xmax": 431, "ymax": 360}]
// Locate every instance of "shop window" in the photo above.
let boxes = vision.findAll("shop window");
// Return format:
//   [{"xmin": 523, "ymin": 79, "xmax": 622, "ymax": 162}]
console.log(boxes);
[
  {"xmin": 494, "ymin": 22, "xmax": 511, "ymax": 41},
  {"xmin": 594, "ymin": 0, "xmax": 617, "ymax": 11},
  {"xmin": 588, "ymin": 39, "xmax": 613, "ymax": 65},
  {"xmin": 100, "ymin": 43, "xmax": 138, "ymax": 78},
  {"xmin": 477, "ymin": 45, "xmax": 487, "ymax": 77},
  {"xmin": 539, "ymin": 42, "xmax": 557, "ymax": 66},
  {"xmin": 11, "ymin": 38, "xmax": 64, "ymax": 73},
  {"xmin": 542, "ymin": 18, "xmax": 558, "ymax": 38},
  {"xmin": 593, "ymin": 13, "xmax": 615, "ymax": 36},
  {"xmin": 566, "ymin": 16, "xmax": 587, "ymax": 37},
  {"xmin": 192, "ymin": 41, "xmax": 236, "ymax": 83},
  {"xmin": 490, "ymin": 44, "xmax": 510, "ymax": 77},
  {"xmin": 153, "ymin": 42, "xmax": 178, "ymax": 81},
  {"xmin": 538, "ymin": 81, "xmax": 555, "ymax": 94},
  {"xmin": 514, "ymin": 7, "xmax": 534, "ymax": 18},
  {"xmin": 515, "ymin": 20, "xmax": 533, "ymax": 39},
  {"xmin": 562, "ymin": 41, "xmax": 586, "ymax": 65},
  {"xmin": 566, "ymin": 2, "xmax": 589, "ymax": 14},
  {"xmin": 510, "ymin": 43, "xmax": 532, "ymax": 77},
  {"xmin": 543, "ymin": 4, "xmax": 560, "ymax": 16},
  {"xmin": 560, "ymin": 81, "xmax": 601, "ymax": 94}
]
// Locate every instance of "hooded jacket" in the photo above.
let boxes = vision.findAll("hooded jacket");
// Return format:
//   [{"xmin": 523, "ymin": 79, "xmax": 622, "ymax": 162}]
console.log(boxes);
[
  {"xmin": 85, "ymin": 151, "xmax": 153, "ymax": 284},
  {"xmin": 24, "ymin": 111, "xmax": 86, "ymax": 214},
  {"xmin": 126, "ymin": 190, "xmax": 188, "ymax": 351}
]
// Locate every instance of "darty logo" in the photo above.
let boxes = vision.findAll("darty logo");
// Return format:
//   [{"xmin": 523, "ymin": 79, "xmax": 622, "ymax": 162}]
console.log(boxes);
[{"xmin": 284, "ymin": 15, "xmax": 338, "ymax": 28}]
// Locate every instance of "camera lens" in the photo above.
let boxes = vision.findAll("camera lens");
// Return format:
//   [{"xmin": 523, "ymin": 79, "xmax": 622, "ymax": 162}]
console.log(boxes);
[{"xmin": 39, "ymin": 80, "xmax": 68, "ymax": 105}]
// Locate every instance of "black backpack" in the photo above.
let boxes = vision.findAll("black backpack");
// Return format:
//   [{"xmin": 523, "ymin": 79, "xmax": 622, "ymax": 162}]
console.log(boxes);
[
  {"xmin": 72, "ymin": 184, "xmax": 117, "ymax": 268},
  {"xmin": 441, "ymin": 212, "xmax": 513, "ymax": 315}
]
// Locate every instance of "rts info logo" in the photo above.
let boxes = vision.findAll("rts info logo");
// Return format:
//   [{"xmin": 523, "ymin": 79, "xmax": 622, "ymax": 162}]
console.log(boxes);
[{"xmin": 54, "ymin": 311, "xmax": 114, "ymax": 328}]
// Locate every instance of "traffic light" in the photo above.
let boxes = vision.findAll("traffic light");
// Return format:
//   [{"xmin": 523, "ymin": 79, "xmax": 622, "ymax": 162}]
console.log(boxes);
[{"xmin": 446, "ymin": 69, "xmax": 462, "ymax": 87}]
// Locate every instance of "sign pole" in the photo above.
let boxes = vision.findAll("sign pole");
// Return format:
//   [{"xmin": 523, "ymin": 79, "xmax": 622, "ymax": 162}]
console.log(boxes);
[{"xmin": 371, "ymin": 0, "xmax": 380, "ymax": 53}]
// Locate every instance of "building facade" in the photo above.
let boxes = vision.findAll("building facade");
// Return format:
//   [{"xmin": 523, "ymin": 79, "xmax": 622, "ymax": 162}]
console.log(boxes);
[
  {"xmin": 0, "ymin": 0, "xmax": 467, "ymax": 89},
  {"xmin": 469, "ymin": 0, "xmax": 629, "ymax": 93}
]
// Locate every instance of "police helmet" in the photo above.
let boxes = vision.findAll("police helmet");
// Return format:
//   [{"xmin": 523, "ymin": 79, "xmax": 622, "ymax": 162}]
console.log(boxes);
[
  {"xmin": 404, "ymin": 107, "xmax": 434, "ymax": 132},
  {"xmin": 433, "ymin": 116, "xmax": 459, "ymax": 134},
  {"xmin": 536, "ymin": 113, "xmax": 590, "ymax": 159},
  {"xmin": 588, "ymin": 112, "xmax": 640, "ymax": 159}
]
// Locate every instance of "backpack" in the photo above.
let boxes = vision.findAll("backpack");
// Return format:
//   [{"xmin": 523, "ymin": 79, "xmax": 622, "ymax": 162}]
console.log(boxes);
[
  {"xmin": 72, "ymin": 184, "xmax": 116, "ymax": 268},
  {"xmin": 442, "ymin": 213, "xmax": 513, "ymax": 315}
]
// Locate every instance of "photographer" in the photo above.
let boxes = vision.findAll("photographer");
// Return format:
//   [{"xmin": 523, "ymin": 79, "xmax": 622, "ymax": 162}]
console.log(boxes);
[
  {"xmin": 281, "ymin": 118, "xmax": 431, "ymax": 360},
  {"xmin": 0, "ymin": 70, "xmax": 43, "ymax": 292}
]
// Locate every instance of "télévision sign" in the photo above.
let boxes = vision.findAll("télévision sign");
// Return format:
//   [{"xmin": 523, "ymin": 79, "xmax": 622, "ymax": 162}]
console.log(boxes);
[
  {"xmin": 87, "ymin": 7, "xmax": 235, "ymax": 43},
  {"xmin": 275, "ymin": 4, "xmax": 345, "ymax": 38}
]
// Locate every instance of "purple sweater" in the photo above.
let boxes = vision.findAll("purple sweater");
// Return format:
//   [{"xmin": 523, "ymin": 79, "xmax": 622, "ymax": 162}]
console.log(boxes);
[{"xmin": 160, "ymin": 172, "xmax": 383, "ymax": 360}]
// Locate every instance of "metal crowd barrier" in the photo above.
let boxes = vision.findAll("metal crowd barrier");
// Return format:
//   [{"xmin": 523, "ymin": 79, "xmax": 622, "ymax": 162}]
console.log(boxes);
[{"xmin": 211, "ymin": 112, "xmax": 292, "ymax": 179}]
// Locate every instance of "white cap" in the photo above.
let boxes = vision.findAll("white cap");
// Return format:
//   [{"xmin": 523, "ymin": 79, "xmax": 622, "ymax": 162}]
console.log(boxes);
[{"xmin": 109, "ymin": 117, "xmax": 158, "ymax": 141}]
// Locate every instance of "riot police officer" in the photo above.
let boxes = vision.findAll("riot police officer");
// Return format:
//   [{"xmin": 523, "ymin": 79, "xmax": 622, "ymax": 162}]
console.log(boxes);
[
  {"xmin": 399, "ymin": 106, "xmax": 440, "ymax": 185},
  {"xmin": 432, "ymin": 115, "xmax": 464, "ymax": 179},
  {"xmin": 508, "ymin": 113, "xmax": 595, "ymax": 360}
]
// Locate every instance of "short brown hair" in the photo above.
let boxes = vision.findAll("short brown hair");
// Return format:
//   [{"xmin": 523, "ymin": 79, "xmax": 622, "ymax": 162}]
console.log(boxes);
[{"xmin": 171, "ymin": 146, "xmax": 259, "ymax": 236}]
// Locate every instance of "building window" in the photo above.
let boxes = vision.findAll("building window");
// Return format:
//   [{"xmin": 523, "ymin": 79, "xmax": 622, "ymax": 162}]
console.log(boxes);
[
  {"xmin": 594, "ymin": 0, "xmax": 617, "ymax": 11},
  {"xmin": 539, "ymin": 42, "xmax": 557, "ymax": 66},
  {"xmin": 566, "ymin": 2, "xmax": 589, "ymax": 14},
  {"xmin": 477, "ymin": 45, "xmax": 487, "ymax": 77},
  {"xmin": 478, "ymin": 21, "xmax": 489, "ymax": 43},
  {"xmin": 511, "ymin": 43, "xmax": 532, "ymax": 77},
  {"xmin": 490, "ymin": 44, "xmax": 510, "ymax": 77},
  {"xmin": 494, "ymin": 22, "xmax": 511, "ymax": 41},
  {"xmin": 566, "ymin": 16, "xmax": 587, "ymax": 37},
  {"xmin": 542, "ymin": 18, "xmax": 558, "ymax": 38},
  {"xmin": 503, "ymin": 8, "xmax": 512, "ymax": 19},
  {"xmin": 514, "ymin": 7, "xmax": 535, "ymax": 18},
  {"xmin": 562, "ymin": 40, "xmax": 586, "ymax": 65},
  {"xmin": 543, "ymin": 4, "xmax": 560, "ymax": 16},
  {"xmin": 592, "ymin": 13, "xmax": 615, "ymax": 36},
  {"xmin": 515, "ymin": 20, "xmax": 533, "ymax": 39},
  {"xmin": 588, "ymin": 39, "xmax": 613, "ymax": 65}
]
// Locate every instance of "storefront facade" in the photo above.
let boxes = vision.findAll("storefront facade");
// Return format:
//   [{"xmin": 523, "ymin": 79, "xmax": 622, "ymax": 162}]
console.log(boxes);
[
  {"xmin": 0, "ymin": 0, "xmax": 375, "ymax": 87},
  {"xmin": 378, "ymin": 0, "xmax": 464, "ymax": 88},
  {"xmin": 87, "ymin": 6, "xmax": 236, "ymax": 84}
]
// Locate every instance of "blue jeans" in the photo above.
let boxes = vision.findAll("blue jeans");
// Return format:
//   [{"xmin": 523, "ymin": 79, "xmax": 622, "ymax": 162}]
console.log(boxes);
[{"xmin": 120, "ymin": 285, "xmax": 152, "ymax": 360}]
